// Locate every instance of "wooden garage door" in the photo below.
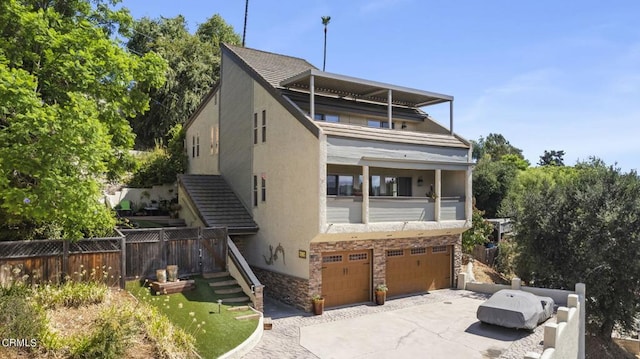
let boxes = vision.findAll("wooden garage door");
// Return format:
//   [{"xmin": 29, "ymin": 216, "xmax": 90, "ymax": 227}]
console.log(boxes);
[
  {"xmin": 321, "ymin": 251, "xmax": 371, "ymax": 307},
  {"xmin": 385, "ymin": 246, "xmax": 451, "ymax": 297}
]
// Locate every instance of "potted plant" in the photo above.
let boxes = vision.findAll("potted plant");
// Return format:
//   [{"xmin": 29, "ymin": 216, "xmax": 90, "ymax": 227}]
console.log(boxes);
[
  {"xmin": 375, "ymin": 284, "xmax": 388, "ymax": 305},
  {"xmin": 312, "ymin": 294, "xmax": 325, "ymax": 315}
]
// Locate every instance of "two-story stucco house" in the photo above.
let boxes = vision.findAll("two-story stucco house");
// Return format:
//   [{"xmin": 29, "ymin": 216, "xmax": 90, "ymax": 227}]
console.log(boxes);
[{"xmin": 180, "ymin": 44, "xmax": 473, "ymax": 310}]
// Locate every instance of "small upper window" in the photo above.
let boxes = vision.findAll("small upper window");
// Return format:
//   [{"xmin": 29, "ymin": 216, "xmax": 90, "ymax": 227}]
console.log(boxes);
[
  {"xmin": 262, "ymin": 110, "xmax": 266, "ymax": 143},
  {"xmin": 253, "ymin": 113, "xmax": 258, "ymax": 145}
]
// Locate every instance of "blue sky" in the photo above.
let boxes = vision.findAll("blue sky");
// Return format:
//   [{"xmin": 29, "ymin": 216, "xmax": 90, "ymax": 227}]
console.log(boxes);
[{"xmin": 120, "ymin": 0, "xmax": 640, "ymax": 171}]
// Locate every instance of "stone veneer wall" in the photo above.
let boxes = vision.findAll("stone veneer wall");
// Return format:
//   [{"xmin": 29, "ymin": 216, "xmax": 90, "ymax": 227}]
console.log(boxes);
[
  {"xmin": 251, "ymin": 266, "xmax": 311, "ymax": 311},
  {"xmin": 309, "ymin": 234, "xmax": 462, "ymax": 303}
]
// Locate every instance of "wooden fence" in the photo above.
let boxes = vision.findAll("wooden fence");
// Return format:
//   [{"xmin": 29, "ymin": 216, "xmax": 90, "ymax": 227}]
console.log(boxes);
[
  {"xmin": 473, "ymin": 245, "xmax": 499, "ymax": 266},
  {"xmin": 0, "ymin": 227, "xmax": 227, "ymax": 288}
]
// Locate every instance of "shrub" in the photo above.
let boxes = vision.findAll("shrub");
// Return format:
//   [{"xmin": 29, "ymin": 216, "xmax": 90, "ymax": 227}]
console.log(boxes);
[
  {"xmin": 494, "ymin": 238, "xmax": 518, "ymax": 279},
  {"xmin": 0, "ymin": 290, "xmax": 47, "ymax": 347},
  {"xmin": 70, "ymin": 305, "xmax": 140, "ymax": 359},
  {"xmin": 135, "ymin": 303, "xmax": 197, "ymax": 359}
]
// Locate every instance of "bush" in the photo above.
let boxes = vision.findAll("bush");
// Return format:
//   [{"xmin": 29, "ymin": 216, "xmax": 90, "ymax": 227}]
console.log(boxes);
[
  {"xmin": 0, "ymin": 291, "xmax": 47, "ymax": 346},
  {"xmin": 135, "ymin": 303, "xmax": 197, "ymax": 359},
  {"xmin": 70, "ymin": 305, "xmax": 140, "ymax": 359},
  {"xmin": 128, "ymin": 124, "xmax": 186, "ymax": 187},
  {"xmin": 494, "ymin": 239, "xmax": 518, "ymax": 279}
]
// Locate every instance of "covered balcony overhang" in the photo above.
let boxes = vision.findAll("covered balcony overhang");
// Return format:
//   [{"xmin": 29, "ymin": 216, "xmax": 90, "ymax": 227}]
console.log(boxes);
[{"xmin": 280, "ymin": 69, "xmax": 455, "ymax": 134}]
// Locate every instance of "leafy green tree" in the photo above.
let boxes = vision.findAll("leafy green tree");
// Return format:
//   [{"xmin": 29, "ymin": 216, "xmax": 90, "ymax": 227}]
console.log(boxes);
[
  {"xmin": 472, "ymin": 133, "xmax": 524, "ymax": 162},
  {"xmin": 127, "ymin": 14, "xmax": 240, "ymax": 149},
  {"xmin": 0, "ymin": 0, "xmax": 165, "ymax": 240},
  {"xmin": 538, "ymin": 149, "xmax": 565, "ymax": 166},
  {"xmin": 462, "ymin": 206, "xmax": 494, "ymax": 254},
  {"xmin": 472, "ymin": 158, "xmax": 519, "ymax": 218},
  {"xmin": 128, "ymin": 124, "xmax": 187, "ymax": 187},
  {"xmin": 504, "ymin": 159, "xmax": 640, "ymax": 341}
]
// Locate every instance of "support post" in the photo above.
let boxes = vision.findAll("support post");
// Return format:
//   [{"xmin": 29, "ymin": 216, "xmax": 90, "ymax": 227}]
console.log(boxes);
[
  {"xmin": 310, "ymin": 75, "xmax": 315, "ymax": 120},
  {"xmin": 387, "ymin": 89, "xmax": 393, "ymax": 129},
  {"xmin": 449, "ymin": 100, "xmax": 454, "ymax": 134},
  {"xmin": 120, "ymin": 235, "xmax": 126, "ymax": 288},
  {"xmin": 465, "ymin": 167, "xmax": 472, "ymax": 221},
  {"xmin": 435, "ymin": 169, "xmax": 441, "ymax": 221},
  {"xmin": 362, "ymin": 165, "xmax": 369, "ymax": 224},
  {"xmin": 62, "ymin": 240, "xmax": 69, "ymax": 284}
]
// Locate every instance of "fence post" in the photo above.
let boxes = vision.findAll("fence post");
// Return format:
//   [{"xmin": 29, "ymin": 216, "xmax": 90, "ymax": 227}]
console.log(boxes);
[
  {"xmin": 62, "ymin": 240, "xmax": 69, "ymax": 283},
  {"xmin": 159, "ymin": 228, "xmax": 166, "ymax": 268},
  {"xmin": 120, "ymin": 235, "xmax": 126, "ymax": 289},
  {"xmin": 576, "ymin": 282, "xmax": 586, "ymax": 359}
]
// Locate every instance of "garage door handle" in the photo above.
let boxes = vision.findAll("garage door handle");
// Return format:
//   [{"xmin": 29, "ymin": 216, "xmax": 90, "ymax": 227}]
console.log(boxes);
[{"xmin": 322, "ymin": 266, "xmax": 327, "ymax": 270}]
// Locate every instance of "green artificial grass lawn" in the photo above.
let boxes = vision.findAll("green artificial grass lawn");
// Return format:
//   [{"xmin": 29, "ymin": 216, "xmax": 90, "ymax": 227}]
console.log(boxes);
[{"xmin": 127, "ymin": 277, "xmax": 258, "ymax": 359}]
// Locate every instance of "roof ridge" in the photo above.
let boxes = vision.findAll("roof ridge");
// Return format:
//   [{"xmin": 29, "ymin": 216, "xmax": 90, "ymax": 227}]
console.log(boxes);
[{"xmin": 223, "ymin": 43, "xmax": 317, "ymax": 69}]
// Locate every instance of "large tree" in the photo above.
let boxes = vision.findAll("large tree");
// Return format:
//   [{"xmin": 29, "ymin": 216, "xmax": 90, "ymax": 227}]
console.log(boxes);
[
  {"xmin": 127, "ymin": 14, "xmax": 240, "ymax": 148},
  {"xmin": 0, "ymin": 0, "xmax": 165, "ymax": 240},
  {"xmin": 472, "ymin": 133, "xmax": 524, "ymax": 162},
  {"xmin": 471, "ymin": 133, "xmax": 528, "ymax": 218},
  {"xmin": 502, "ymin": 159, "xmax": 640, "ymax": 341},
  {"xmin": 538, "ymin": 149, "xmax": 565, "ymax": 166}
]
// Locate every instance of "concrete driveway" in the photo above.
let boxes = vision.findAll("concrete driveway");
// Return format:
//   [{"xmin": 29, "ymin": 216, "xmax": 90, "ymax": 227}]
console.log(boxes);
[{"xmin": 244, "ymin": 290, "xmax": 546, "ymax": 359}]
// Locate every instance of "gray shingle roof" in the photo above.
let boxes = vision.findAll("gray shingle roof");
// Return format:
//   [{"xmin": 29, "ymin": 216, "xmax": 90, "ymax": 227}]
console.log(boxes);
[
  {"xmin": 179, "ymin": 175, "xmax": 258, "ymax": 234},
  {"xmin": 223, "ymin": 44, "xmax": 316, "ymax": 88}
]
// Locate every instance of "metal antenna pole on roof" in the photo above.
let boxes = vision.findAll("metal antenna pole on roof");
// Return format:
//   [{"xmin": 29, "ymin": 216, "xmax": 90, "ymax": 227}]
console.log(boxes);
[{"xmin": 242, "ymin": 0, "xmax": 249, "ymax": 46}]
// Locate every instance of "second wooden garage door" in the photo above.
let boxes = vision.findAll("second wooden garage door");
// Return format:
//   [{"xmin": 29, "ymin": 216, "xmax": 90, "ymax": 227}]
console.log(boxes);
[
  {"xmin": 385, "ymin": 245, "xmax": 451, "ymax": 297},
  {"xmin": 321, "ymin": 250, "xmax": 371, "ymax": 307}
]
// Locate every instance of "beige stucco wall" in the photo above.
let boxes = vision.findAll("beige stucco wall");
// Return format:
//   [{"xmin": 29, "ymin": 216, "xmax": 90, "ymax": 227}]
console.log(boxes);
[
  {"xmin": 186, "ymin": 91, "xmax": 220, "ymax": 175},
  {"xmin": 219, "ymin": 53, "xmax": 254, "ymax": 209},
  {"xmin": 177, "ymin": 184, "xmax": 205, "ymax": 228},
  {"xmin": 244, "ymin": 84, "xmax": 320, "ymax": 280}
]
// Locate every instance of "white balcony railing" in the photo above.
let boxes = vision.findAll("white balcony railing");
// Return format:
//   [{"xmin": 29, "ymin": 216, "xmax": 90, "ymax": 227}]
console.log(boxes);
[
  {"xmin": 326, "ymin": 197, "xmax": 362, "ymax": 224},
  {"xmin": 440, "ymin": 196, "xmax": 465, "ymax": 220},
  {"xmin": 326, "ymin": 196, "xmax": 465, "ymax": 224},
  {"xmin": 369, "ymin": 197, "xmax": 435, "ymax": 222}
]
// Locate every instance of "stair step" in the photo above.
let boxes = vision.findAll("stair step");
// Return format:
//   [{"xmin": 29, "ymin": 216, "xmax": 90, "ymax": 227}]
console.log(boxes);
[
  {"xmin": 235, "ymin": 313, "xmax": 261, "ymax": 321},
  {"xmin": 222, "ymin": 296, "xmax": 250, "ymax": 303},
  {"xmin": 215, "ymin": 287, "xmax": 243, "ymax": 294},
  {"xmin": 203, "ymin": 272, "xmax": 230, "ymax": 279},
  {"xmin": 227, "ymin": 306, "xmax": 250, "ymax": 312},
  {"xmin": 209, "ymin": 279, "xmax": 238, "ymax": 287}
]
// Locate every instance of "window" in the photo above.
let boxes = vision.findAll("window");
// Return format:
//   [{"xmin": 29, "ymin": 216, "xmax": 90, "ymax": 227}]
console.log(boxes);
[
  {"xmin": 349, "ymin": 253, "xmax": 368, "ymax": 261},
  {"xmin": 210, "ymin": 126, "xmax": 218, "ymax": 155},
  {"xmin": 192, "ymin": 136, "xmax": 196, "ymax": 158},
  {"xmin": 261, "ymin": 110, "xmax": 266, "ymax": 143},
  {"xmin": 253, "ymin": 113, "xmax": 258, "ymax": 145},
  {"xmin": 367, "ymin": 119, "xmax": 394, "ymax": 129},
  {"xmin": 253, "ymin": 176, "xmax": 258, "ymax": 207},
  {"xmin": 410, "ymin": 248, "xmax": 427, "ymax": 255},
  {"xmin": 326, "ymin": 114, "xmax": 339, "ymax": 123},
  {"xmin": 432, "ymin": 246, "xmax": 449, "ymax": 254},
  {"xmin": 261, "ymin": 176, "xmax": 266, "ymax": 202},
  {"xmin": 326, "ymin": 174, "xmax": 363, "ymax": 196},
  {"xmin": 323, "ymin": 254, "xmax": 343, "ymax": 263},
  {"xmin": 314, "ymin": 113, "xmax": 340, "ymax": 123},
  {"xmin": 370, "ymin": 176, "xmax": 412, "ymax": 196},
  {"xmin": 386, "ymin": 249, "xmax": 404, "ymax": 257},
  {"xmin": 196, "ymin": 135, "xmax": 200, "ymax": 157}
]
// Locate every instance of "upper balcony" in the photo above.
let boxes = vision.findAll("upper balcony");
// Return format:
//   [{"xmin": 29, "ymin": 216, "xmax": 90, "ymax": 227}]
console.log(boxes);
[
  {"xmin": 280, "ymin": 69, "xmax": 457, "ymax": 137},
  {"xmin": 325, "ymin": 165, "xmax": 468, "ymax": 227}
]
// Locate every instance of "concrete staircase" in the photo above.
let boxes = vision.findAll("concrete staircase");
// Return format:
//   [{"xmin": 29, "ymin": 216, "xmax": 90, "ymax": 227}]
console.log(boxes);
[{"xmin": 204, "ymin": 272, "xmax": 251, "ymax": 305}]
